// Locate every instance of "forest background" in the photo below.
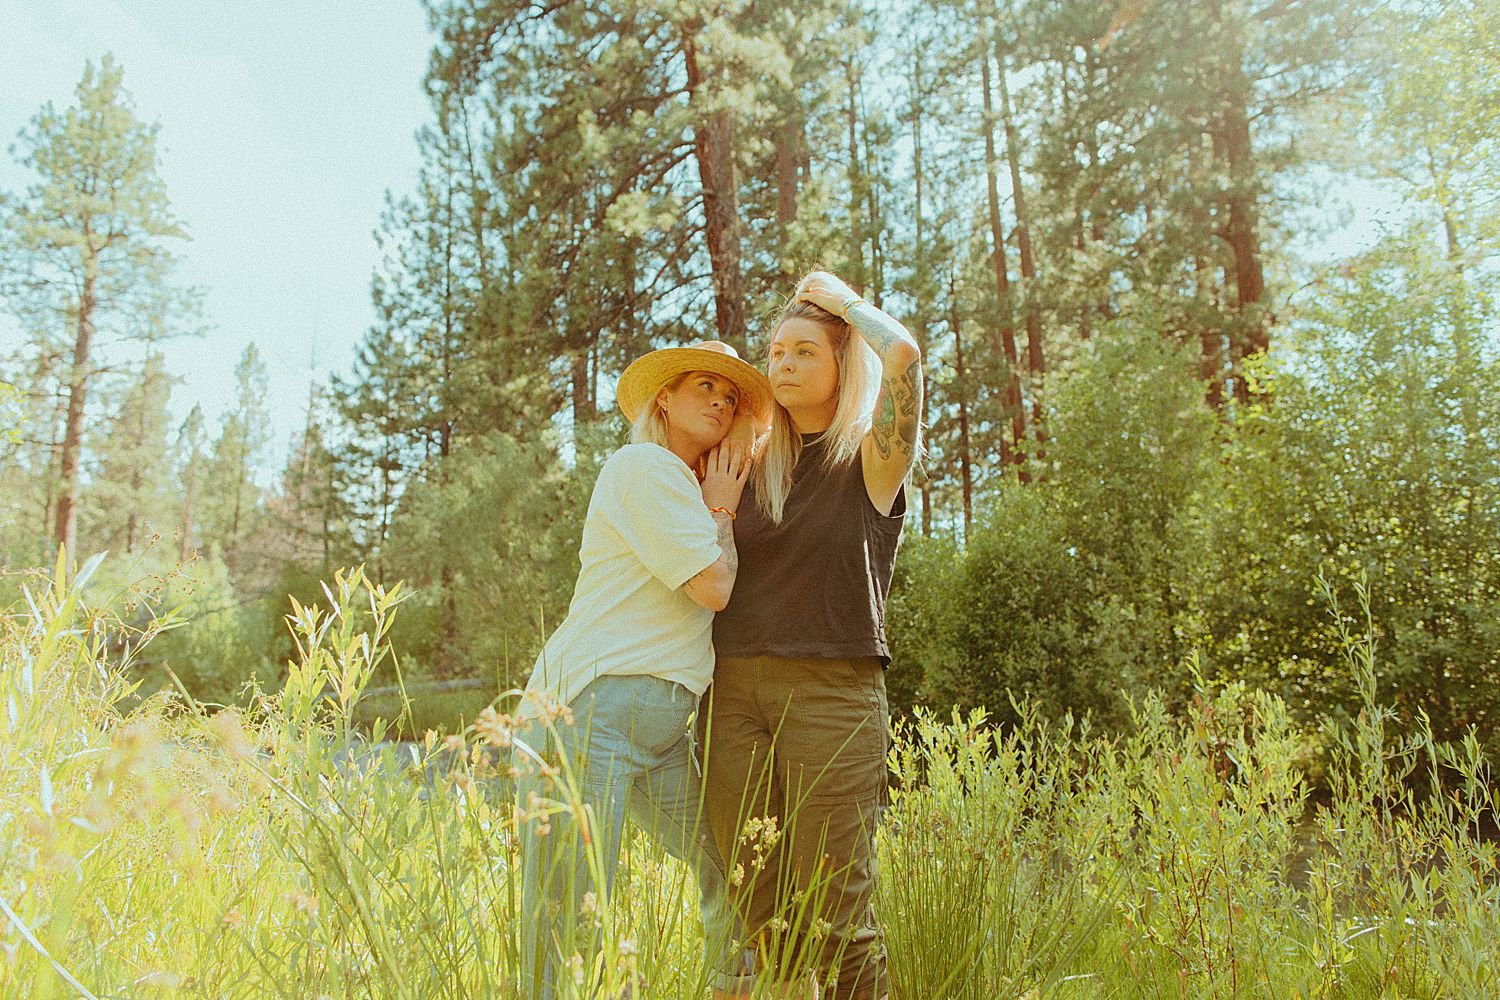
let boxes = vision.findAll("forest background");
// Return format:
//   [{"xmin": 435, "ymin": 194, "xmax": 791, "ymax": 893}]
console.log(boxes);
[{"xmin": 1, "ymin": 0, "xmax": 1496, "ymax": 751}]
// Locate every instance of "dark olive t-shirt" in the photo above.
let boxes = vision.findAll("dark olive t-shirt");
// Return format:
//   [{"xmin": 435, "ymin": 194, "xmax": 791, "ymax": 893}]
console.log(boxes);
[{"xmin": 713, "ymin": 434, "xmax": 905, "ymax": 663}]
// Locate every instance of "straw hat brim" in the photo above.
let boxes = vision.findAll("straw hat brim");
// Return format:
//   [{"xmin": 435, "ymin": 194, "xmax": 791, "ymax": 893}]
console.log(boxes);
[{"xmin": 616, "ymin": 346, "xmax": 773, "ymax": 424}]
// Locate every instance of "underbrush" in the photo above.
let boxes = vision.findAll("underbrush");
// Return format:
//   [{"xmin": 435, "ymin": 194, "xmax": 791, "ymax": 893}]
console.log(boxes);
[{"xmin": 1, "ymin": 561, "xmax": 1494, "ymax": 997}]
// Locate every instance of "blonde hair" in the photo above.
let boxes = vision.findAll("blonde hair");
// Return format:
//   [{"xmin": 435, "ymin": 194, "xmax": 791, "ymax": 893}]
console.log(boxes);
[
  {"xmin": 755, "ymin": 299, "xmax": 880, "ymax": 523},
  {"xmin": 629, "ymin": 371, "xmax": 694, "ymax": 447}
]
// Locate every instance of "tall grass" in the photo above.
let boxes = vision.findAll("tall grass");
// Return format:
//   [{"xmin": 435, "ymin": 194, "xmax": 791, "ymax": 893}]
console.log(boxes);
[{"xmin": 1, "ymin": 561, "xmax": 1495, "ymax": 997}]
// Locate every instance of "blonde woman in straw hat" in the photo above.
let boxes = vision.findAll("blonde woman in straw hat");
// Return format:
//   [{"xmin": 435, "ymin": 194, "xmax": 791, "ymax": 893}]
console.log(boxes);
[
  {"xmin": 513, "ymin": 341, "xmax": 771, "ymax": 999},
  {"xmin": 701, "ymin": 270, "xmax": 922, "ymax": 1000}
]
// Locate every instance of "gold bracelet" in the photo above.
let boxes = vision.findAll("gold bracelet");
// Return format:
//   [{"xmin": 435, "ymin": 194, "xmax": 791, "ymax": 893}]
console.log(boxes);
[
  {"xmin": 708, "ymin": 506, "xmax": 736, "ymax": 520},
  {"xmin": 839, "ymin": 296, "xmax": 866, "ymax": 321}
]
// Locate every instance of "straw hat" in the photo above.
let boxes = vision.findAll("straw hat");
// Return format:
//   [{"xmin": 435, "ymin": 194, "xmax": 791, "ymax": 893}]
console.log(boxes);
[{"xmin": 615, "ymin": 341, "xmax": 772, "ymax": 424}]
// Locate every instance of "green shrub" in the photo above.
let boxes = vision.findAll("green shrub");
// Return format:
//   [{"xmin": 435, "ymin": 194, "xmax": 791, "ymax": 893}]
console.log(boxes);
[
  {"xmin": 905, "ymin": 322, "xmax": 1217, "ymax": 727},
  {"xmin": 1203, "ymin": 241, "xmax": 1500, "ymax": 744}
]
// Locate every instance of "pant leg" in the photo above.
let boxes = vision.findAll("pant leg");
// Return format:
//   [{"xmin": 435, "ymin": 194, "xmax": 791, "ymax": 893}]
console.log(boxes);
[
  {"xmin": 700, "ymin": 661, "xmax": 788, "ymax": 941},
  {"xmin": 514, "ymin": 682, "xmax": 639, "ymax": 999},
  {"xmin": 517, "ymin": 716, "xmax": 592, "ymax": 1000},
  {"xmin": 627, "ymin": 720, "xmax": 755, "ymax": 995},
  {"xmin": 770, "ymin": 661, "xmax": 888, "ymax": 1000},
  {"xmin": 705, "ymin": 656, "xmax": 890, "ymax": 1000}
]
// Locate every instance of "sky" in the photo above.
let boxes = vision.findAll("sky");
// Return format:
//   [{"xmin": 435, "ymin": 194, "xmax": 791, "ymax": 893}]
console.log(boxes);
[{"xmin": 0, "ymin": 0, "xmax": 433, "ymax": 480}]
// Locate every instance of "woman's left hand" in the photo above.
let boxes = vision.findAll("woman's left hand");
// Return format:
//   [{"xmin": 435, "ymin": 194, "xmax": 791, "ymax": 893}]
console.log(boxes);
[
  {"xmin": 700, "ymin": 442, "xmax": 752, "ymax": 514},
  {"xmin": 796, "ymin": 270, "xmax": 861, "ymax": 318}
]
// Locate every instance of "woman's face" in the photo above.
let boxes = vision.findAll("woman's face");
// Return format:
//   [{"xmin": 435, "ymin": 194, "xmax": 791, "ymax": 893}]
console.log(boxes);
[
  {"xmin": 658, "ymin": 370, "xmax": 740, "ymax": 452},
  {"xmin": 768, "ymin": 318, "xmax": 840, "ymax": 418}
]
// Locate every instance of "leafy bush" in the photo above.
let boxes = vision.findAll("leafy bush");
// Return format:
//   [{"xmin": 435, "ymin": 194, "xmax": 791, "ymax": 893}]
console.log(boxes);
[
  {"xmin": 1203, "ymin": 241, "xmax": 1500, "ymax": 743},
  {"xmin": 904, "ymin": 323, "xmax": 1217, "ymax": 727},
  {"xmin": 380, "ymin": 431, "xmax": 598, "ymax": 687}
]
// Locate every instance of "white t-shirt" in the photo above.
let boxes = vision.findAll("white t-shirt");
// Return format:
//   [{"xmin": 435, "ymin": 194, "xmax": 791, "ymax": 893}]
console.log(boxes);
[{"xmin": 520, "ymin": 443, "xmax": 721, "ymax": 719}]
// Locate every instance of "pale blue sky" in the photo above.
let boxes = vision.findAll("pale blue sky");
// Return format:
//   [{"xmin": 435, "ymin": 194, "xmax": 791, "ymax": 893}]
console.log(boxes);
[{"xmin": 0, "ymin": 0, "xmax": 432, "ymax": 478}]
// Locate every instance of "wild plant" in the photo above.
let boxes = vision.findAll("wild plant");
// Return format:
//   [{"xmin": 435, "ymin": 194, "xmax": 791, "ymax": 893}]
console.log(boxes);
[{"xmin": 4, "ymin": 558, "xmax": 1497, "ymax": 998}]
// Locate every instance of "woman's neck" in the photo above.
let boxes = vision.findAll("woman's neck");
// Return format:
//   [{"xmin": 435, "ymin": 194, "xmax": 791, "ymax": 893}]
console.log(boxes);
[
  {"xmin": 669, "ymin": 446, "xmax": 705, "ymax": 469},
  {"xmin": 786, "ymin": 401, "xmax": 836, "ymax": 435},
  {"xmin": 666, "ymin": 433, "xmax": 707, "ymax": 469}
]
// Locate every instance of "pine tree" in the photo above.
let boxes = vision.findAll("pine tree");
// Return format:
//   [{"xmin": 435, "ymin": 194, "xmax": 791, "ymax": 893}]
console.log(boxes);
[
  {"xmin": 0, "ymin": 56, "xmax": 199, "ymax": 558},
  {"xmin": 82, "ymin": 353, "xmax": 174, "ymax": 554},
  {"xmin": 200, "ymin": 344, "xmax": 270, "ymax": 576}
]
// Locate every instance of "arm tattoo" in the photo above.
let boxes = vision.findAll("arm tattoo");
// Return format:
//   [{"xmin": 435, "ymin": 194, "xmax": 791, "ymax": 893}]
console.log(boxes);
[
  {"xmin": 847, "ymin": 302, "xmax": 916, "ymax": 360},
  {"xmin": 686, "ymin": 513, "xmax": 738, "ymax": 586},
  {"xmin": 871, "ymin": 359, "xmax": 923, "ymax": 463},
  {"xmin": 712, "ymin": 512, "xmax": 738, "ymax": 576}
]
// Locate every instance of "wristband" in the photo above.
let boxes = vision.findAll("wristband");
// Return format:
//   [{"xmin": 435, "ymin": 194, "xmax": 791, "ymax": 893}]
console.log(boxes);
[{"xmin": 708, "ymin": 506, "xmax": 736, "ymax": 520}]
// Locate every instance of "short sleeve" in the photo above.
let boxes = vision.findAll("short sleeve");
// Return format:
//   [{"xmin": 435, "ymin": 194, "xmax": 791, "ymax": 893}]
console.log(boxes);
[{"xmin": 596, "ymin": 446, "xmax": 721, "ymax": 589}]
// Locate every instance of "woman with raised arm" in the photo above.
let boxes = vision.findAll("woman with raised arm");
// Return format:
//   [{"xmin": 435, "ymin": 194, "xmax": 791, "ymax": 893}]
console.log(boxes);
[
  {"xmin": 513, "ymin": 341, "xmax": 770, "ymax": 1000},
  {"xmin": 703, "ymin": 271, "xmax": 922, "ymax": 1000}
]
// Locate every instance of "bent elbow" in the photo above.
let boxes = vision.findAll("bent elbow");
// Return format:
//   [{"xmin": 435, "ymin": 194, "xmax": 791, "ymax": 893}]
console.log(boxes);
[
  {"xmin": 891, "ymin": 338, "xmax": 921, "ymax": 367},
  {"xmin": 684, "ymin": 570, "xmax": 734, "ymax": 612}
]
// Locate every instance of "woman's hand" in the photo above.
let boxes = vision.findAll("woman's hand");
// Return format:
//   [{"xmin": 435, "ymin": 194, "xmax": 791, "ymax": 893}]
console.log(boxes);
[
  {"xmin": 700, "ymin": 442, "xmax": 751, "ymax": 514},
  {"xmin": 725, "ymin": 407, "xmax": 769, "ymax": 454},
  {"xmin": 796, "ymin": 270, "xmax": 862, "ymax": 318}
]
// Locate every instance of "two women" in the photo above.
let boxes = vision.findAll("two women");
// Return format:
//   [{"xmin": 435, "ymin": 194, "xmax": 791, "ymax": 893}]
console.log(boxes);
[
  {"xmin": 514, "ymin": 340, "xmax": 770, "ymax": 999},
  {"xmin": 704, "ymin": 271, "xmax": 922, "ymax": 1000},
  {"xmin": 514, "ymin": 269, "xmax": 921, "ymax": 1000}
]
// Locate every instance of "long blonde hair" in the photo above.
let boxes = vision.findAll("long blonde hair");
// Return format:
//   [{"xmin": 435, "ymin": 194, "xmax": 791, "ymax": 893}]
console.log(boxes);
[{"xmin": 755, "ymin": 300, "xmax": 880, "ymax": 523}]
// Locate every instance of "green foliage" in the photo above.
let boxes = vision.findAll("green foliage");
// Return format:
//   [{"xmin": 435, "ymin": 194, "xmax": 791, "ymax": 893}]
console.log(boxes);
[
  {"xmin": 1361, "ymin": 0, "xmax": 1500, "ymax": 256},
  {"xmin": 904, "ymin": 324, "xmax": 1218, "ymax": 727},
  {"xmin": 135, "ymin": 552, "xmax": 279, "ymax": 707},
  {"xmin": 6, "ymin": 564, "xmax": 1497, "ymax": 996},
  {"xmin": 198, "ymin": 343, "xmax": 271, "ymax": 579},
  {"xmin": 0, "ymin": 56, "xmax": 201, "ymax": 554},
  {"xmin": 380, "ymin": 431, "xmax": 598, "ymax": 687},
  {"xmin": 80, "ymin": 353, "xmax": 176, "ymax": 555},
  {"xmin": 1204, "ymin": 241, "xmax": 1500, "ymax": 741}
]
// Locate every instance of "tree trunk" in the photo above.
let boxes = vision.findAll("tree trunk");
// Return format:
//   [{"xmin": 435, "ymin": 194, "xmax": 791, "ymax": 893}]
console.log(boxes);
[
  {"xmin": 844, "ymin": 58, "xmax": 869, "ymax": 293},
  {"xmin": 948, "ymin": 272, "xmax": 974, "ymax": 541},
  {"xmin": 980, "ymin": 29, "xmax": 1025, "ymax": 476},
  {"xmin": 570, "ymin": 350, "xmax": 592, "ymax": 426},
  {"xmin": 682, "ymin": 30, "xmax": 746, "ymax": 353},
  {"xmin": 1211, "ymin": 7, "xmax": 1266, "ymax": 403},
  {"xmin": 910, "ymin": 56, "xmax": 932, "ymax": 537},
  {"xmin": 53, "ymin": 258, "xmax": 97, "ymax": 558},
  {"xmin": 1195, "ymin": 136, "xmax": 1227, "ymax": 410},
  {"xmin": 775, "ymin": 114, "xmax": 802, "ymax": 250},
  {"xmin": 997, "ymin": 51, "xmax": 1046, "ymax": 441},
  {"xmin": 178, "ymin": 471, "xmax": 196, "ymax": 562}
]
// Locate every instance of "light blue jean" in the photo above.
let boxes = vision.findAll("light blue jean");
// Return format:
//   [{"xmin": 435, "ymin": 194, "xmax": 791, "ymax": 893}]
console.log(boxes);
[{"xmin": 514, "ymin": 674, "xmax": 754, "ymax": 999}]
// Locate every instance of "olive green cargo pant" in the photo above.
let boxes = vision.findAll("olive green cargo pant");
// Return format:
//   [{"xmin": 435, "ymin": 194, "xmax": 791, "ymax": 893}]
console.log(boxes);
[{"xmin": 700, "ymin": 655, "xmax": 889, "ymax": 1000}]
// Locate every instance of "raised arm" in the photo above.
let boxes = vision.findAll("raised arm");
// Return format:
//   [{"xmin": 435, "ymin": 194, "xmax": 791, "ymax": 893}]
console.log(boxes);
[
  {"xmin": 681, "ymin": 443, "xmax": 750, "ymax": 611},
  {"xmin": 796, "ymin": 271, "xmax": 923, "ymax": 515}
]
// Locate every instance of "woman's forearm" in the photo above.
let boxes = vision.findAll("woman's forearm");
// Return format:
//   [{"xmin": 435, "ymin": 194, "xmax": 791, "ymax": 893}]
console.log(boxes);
[
  {"xmin": 682, "ymin": 510, "xmax": 738, "ymax": 611},
  {"xmin": 845, "ymin": 300, "xmax": 921, "ymax": 370}
]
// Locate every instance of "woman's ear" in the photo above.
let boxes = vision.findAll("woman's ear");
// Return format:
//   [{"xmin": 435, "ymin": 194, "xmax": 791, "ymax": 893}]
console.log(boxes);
[{"xmin": 655, "ymin": 385, "xmax": 671, "ymax": 413}]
